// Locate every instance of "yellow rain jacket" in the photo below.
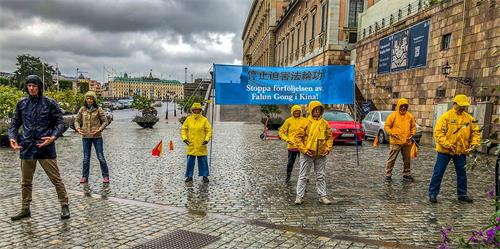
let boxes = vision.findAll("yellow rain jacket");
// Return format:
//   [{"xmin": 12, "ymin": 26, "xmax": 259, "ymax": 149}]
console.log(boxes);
[
  {"xmin": 295, "ymin": 101, "xmax": 333, "ymax": 157},
  {"xmin": 278, "ymin": 105, "xmax": 306, "ymax": 150},
  {"xmin": 181, "ymin": 103, "xmax": 212, "ymax": 156},
  {"xmin": 384, "ymin": 98, "xmax": 416, "ymax": 145},
  {"xmin": 434, "ymin": 108, "xmax": 480, "ymax": 155}
]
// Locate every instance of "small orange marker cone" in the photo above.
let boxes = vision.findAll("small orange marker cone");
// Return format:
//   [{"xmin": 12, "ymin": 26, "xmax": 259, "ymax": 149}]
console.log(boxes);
[{"xmin": 169, "ymin": 140, "xmax": 174, "ymax": 151}]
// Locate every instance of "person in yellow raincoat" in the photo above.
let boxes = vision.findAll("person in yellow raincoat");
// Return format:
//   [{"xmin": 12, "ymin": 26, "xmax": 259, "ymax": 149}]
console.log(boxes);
[
  {"xmin": 181, "ymin": 103, "xmax": 212, "ymax": 183},
  {"xmin": 428, "ymin": 95, "xmax": 480, "ymax": 203},
  {"xmin": 293, "ymin": 101, "xmax": 333, "ymax": 205},
  {"xmin": 279, "ymin": 105, "xmax": 306, "ymax": 184},
  {"xmin": 383, "ymin": 98, "xmax": 416, "ymax": 183}
]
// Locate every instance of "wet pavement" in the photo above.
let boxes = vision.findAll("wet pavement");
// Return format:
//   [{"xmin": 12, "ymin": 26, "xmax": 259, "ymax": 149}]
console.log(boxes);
[{"xmin": 0, "ymin": 104, "xmax": 494, "ymax": 248}]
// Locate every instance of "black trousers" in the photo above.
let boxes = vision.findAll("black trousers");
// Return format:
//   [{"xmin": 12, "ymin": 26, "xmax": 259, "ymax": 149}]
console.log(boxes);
[{"xmin": 286, "ymin": 151, "xmax": 300, "ymax": 180}]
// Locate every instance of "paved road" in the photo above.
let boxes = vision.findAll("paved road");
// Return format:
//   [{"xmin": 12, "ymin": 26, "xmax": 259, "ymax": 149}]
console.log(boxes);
[{"xmin": 0, "ymin": 105, "xmax": 494, "ymax": 248}]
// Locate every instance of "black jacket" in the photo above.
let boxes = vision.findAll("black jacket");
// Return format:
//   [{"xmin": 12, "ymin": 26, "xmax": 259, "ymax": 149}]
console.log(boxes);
[{"xmin": 8, "ymin": 78, "xmax": 65, "ymax": 159}]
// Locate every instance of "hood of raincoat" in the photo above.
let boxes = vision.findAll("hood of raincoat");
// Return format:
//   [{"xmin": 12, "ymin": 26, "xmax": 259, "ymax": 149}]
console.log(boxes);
[
  {"xmin": 191, "ymin": 102, "xmax": 203, "ymax": 111},
  {"xmin": 395, "ymin": 98, "xmax": 409, "ymax": 114},
  {"xmin": 85, "ymin": 91, "xmax": 97, "ymax": 103},
  {"xmin": 307, "ymin": 101, "xmax": 324, "ymax": 119},
  {"xmin": 24, "ymin": 75, "xmax": 44, "ymax": 97},
  {"xmin": 290, "ymin": 105, "xmax": 302, "ymax": 116}
]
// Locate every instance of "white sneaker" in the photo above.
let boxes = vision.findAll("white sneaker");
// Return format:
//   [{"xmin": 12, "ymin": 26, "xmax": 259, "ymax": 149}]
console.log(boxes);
[
  {"xmin": 294, "ymin": 196, "xmax": 303, "ymax": 205},
  {"xmin": 319, "ymin": 196, "xmax": 332, "ymax": 205}
]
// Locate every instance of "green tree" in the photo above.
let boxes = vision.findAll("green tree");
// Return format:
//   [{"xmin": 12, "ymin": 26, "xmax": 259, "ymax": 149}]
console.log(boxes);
[
  {"xmin": 58, "ymin": 80, "xmax": 73, "ymax": 90},
  {"xmin": 0, "ymin": 76, "xmax": 12, "ymax": 86},
  {"xmin": 13, "ymin": 54, "xmax": 55, "ymax": 89},
  {"xmin": 131, "ymin": 95, "xmax": 153, "ymax": 111},
  {"xmin": 0, "ymin": 85, "xmax": 24, "ymax": 119}
]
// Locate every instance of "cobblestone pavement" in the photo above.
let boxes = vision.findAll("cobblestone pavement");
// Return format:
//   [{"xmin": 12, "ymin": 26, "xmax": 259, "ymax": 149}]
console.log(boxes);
[{"xmin": 0, "ymin": 106, "xmax": 495, "ymax": 248}]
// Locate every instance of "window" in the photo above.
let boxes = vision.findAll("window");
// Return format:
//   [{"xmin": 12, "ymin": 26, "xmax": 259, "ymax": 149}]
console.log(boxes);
[
  {"xmin": 436, "ymin": 88, "xmax": 446, "ymax": 98},
  {"xmin": 321, "ymin": 4, "xmax": 327, "ymax": 32},
  {"xmin": 348, "ymin": 32, "xmax": 357, "ymax": 43},
  {"xmin": 297, "ymin": 26, "xmax": 301, "ymax": 49},
  {"xmin": 348, "ymin": 0, "xmax": 364, "ymax": 28},
  {"xmin": 368, "ymin": 57, "xmax": 373, "ymax": 69},
  {"xmin": 286, "ymin": 36, "xmax": 289, "ymax": 57},
  {"xmin": 392, "ymin": 92, "xmax": 400, "ymax": 99},
  {"xmin": 277, "ymin": 42, "xmax": 281, "ymax": 64},
  {"xmin": 311, "ymin": 12, "xmax": 316, "ymax": 39},
  {"xmin": 303, "ymin": 17, "xmax": 308, "ymax": 44},
  {"xmin": 291, "ymin": 32, "xmax": 295, "ymax": 54},
  {"xmin": 364, "ymin": 112, "xmax": 374, "ymax": 121},
  {"xmin": 282, "ymin": 41, "xmax": 285, "ymax": 61},
  {"xmin": 441, "ymin": 33, "xmax": 451, "ymax": 50}
]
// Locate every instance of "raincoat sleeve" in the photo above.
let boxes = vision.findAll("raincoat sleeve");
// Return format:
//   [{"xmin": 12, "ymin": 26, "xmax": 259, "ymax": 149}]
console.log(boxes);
[
  {"xmin": 74, "ymin": 107, "xmax": 83, "ymax": 130},
  {"xmin": 8, "ymin": 102, "xmax": 22, "ymax": 140},
  {"xmin": 295, "ymin": 122, "xmax": 309, "ymax": 154},
  {"xmin": 50, "ymin": 101, "xmax": 65, "ymax": 138},
  {"xmin": 181, "ymin": 117, "xmax": 189, "ymax": 141},
  {"xmin": 278, "ymin": 118, "xmax": 291, "ymax": 142},
  {"xmin": 204, "ymin": 119, "xmax": 212, "ymax": 142},
  {"xmin": 434, "ymin": 113, "xmax": 453, "ymax": 149},
  {"xmin": 410, "ymin": 115, "xmax": 417, "ymax": 136},
  {"xmin": 469, "ymin": 119, "xmax": 481, "ymax": 147},
  {"xmin": 97, "ymin": 107, "xmax": 108, "ymax": 132},
  {"xmin": 324, "ymin": 121, "xmax": 333, "ymax": 152},
  {"xmin": 384, "ymin": 113, "xmax": 395, "ymax": 135}
]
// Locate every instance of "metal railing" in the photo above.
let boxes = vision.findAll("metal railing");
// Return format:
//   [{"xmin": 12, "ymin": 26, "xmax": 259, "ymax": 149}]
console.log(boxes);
[{"xmin": 360, "ymin": 0, "xmax": 447, "ymax": 40}]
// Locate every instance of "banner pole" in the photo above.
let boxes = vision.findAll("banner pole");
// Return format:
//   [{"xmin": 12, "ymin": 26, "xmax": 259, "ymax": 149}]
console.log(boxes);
[
  {"xmin": 353, "ymin": 66, "xmax": 360, "ymax": 167},
  {"xmin": 208, "ymin": 64, "xmax": 215, "ymax": 174}
]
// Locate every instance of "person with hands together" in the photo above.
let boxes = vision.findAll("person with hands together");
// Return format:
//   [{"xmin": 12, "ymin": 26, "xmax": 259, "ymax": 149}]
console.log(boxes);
[
  {"xmin": 74, "ymin": 91, "xmax": 110, "ymax": 185},
  {"xmin": 293, "ymin": 101, "xmax": 333, "ymax": 205},
  {"xmin": 278, "ymin": 105, "xmax": 306, "ymax": 184},
  {"xmin": 181, "ymin": 103, "xmax": 212, "ymax": 183},
  {"xmin": 428, "ymin": 95, "xmax": 481, "ymax": 203},
  {"xmin": 383, "ymin": 98, "xmax": 417, "ymax": 183},
  {"xmin": 8, "ymin": 75, "xmax": 70, "ymax": 221}
]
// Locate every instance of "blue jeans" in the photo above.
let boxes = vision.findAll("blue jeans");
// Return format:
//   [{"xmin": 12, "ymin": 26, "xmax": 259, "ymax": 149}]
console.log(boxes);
[
  {"xmin": 185, "ymin": 156, "xmax": 209, "ymax": 177},
  {"xmin": 82, "ymin": 137, "xmax": 109, "ymax": 179},
  {"xmin": 428, "ymin": 153, "xmax": 467, "ymax": 198}
]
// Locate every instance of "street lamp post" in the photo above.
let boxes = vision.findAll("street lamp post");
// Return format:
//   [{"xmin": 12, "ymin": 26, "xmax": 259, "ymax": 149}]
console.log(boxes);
[{"xmin": 165, "ymin": 98, "xmax": 169, "ymax": 120}]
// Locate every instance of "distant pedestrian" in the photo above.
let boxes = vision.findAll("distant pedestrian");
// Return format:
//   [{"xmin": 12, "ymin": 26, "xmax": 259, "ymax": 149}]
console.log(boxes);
[
  {"xmin": 293, "ymin": 101, "xmax": 333, "ymax": 205},
  {"xmin": 74, "ymin": 91, "xmax": 110, "ymax": 185},
  {"xmin": 8, "ymin": 75, "xmax": 70, "ymax": 220},
  {"xmin": 181, "ymin": 103, "xmax": 212, "ymax": 183},
  {"xmin": 383, "ymin": 98, "xmax": 417, "ymax": 183},
  {"xmin": 428, "ymin": 95, "xmax": 480, "ymax": 203},
  {"xmin": 278, "ymin": 105, "xmax": 306, "ymax": 184}
]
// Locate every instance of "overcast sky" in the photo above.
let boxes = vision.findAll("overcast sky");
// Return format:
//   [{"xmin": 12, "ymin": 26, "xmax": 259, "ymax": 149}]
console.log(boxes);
[{"xmin": 0, "ymin": 0, "xmax": 252, "ymax": 82}]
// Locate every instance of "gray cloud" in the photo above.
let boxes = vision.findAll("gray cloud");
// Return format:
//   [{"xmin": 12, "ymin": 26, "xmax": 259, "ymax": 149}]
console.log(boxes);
[{"xmin": 0, "ymin": 0, "xmax": 250, "ymax": 82}]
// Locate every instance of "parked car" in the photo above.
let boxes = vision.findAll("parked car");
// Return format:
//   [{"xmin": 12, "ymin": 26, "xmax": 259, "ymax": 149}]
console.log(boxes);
[
  {"xmin": 362, "ymin": 110, "xmax": 422, "ymax": 144},
  {"xmin": 323, "ymin": 110, "xmax": 364, "ymax": 145}
]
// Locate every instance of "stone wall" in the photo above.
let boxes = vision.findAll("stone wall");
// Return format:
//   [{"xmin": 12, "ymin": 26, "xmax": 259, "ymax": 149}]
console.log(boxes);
[{"xmin": 355, "ymin": 0, "xmax": 499, "ymax": 143}]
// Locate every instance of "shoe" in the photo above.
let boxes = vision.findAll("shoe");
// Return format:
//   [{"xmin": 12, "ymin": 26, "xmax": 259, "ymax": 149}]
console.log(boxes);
[
  {"xmin": 384, "ymin": 176, "xmax": 392, "ymax": 182},
  {"xmin": 80, "ymin": 177, "xmax": 87, "ymax": 184},
  {"xmin": 60, "ymin": 205, "xmax": 70, "ymax": 219},
  {"xmin": 11, "ymin": 208, "xmax": 31, "ymax": 221},
  {"xmin": 402, "ymin": 175, "xmax": 414, "ymax": 182},
  {"xmin": 285, "ymin": 176, "xmax": 291, "ymax": 184},
  {"xmin": 102, "ymin": 177, "xmax": 110, "ymax": 183},
  {"xmin": 429, "ymin": 196, "xmax": 437, "ymax": 203},
  {"xmin": 202, "ymin": 176, "xmax": 209, "ymax": 183},
  {"xmin": 184, "ymin": 177, "xmax": 193, "ymax": 183},
  {"xmin": 319, "ymin": 196, "xmax": 332, "ymax": 205},
  {"xmin": 294, "ymin": 196, "xmax": 303, "ymax": 205},
  {"xmin": 458, "ymin": 196, "xmax": 473, "ymax": 203}
]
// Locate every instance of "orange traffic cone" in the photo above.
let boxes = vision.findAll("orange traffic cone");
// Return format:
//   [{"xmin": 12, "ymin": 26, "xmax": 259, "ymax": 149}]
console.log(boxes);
[
  {"xmin": 373, "ymin": 136, "xmax": 379, "ymax": 147},
  {"xmin": 169, "ymin": 140, "xmax": 174, "ymax": 151}
]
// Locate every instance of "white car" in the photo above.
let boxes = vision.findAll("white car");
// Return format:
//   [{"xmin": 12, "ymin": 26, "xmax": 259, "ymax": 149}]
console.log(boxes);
[{"xmin": 362, "ymin": 111, "xmax": 422, "ymax": 144}]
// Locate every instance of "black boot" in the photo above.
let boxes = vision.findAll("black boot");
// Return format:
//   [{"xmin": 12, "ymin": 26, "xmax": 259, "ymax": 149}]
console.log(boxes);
[
  {"xmin": 60, "ymin": 205, "xmax": 70, "ymax": 219},
  {"xmin": 202, "ymin": 176, "xmax": 209, "ymax": 183},
  {"xmin": 11, "ymin": 208, "xmax": 31, "ymax": 221},
  {"xmin": 184, "ymin": 177, "xmax": 193, "ymax": 183}
]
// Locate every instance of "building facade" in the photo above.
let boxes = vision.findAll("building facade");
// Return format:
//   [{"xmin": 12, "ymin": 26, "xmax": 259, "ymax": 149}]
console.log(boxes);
[
  {"xmin": 242, "ymin": 0, "xmax": 289, "ymax": 66},
  {"xmin": 274, "ymin": 0, "xmax": 367, "ymax": 67},
  {"xmin": 108, "ymin": 73, "xmax": 183, "ymax": 100},
  {"xmin": 355, "ymin": 0, "xmax": 499, "ymax": 143}
]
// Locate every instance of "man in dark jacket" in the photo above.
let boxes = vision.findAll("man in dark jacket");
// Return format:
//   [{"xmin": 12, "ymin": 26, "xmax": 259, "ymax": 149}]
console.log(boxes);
[{"xmin": 8, "ymin": 75, "xmax": 70, "ymax": 220}]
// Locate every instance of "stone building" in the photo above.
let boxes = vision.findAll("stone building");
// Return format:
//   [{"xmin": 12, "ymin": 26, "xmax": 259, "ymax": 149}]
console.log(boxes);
[
  {"xmin": 274, "ymin": 0, "xmax": 367, "ymax": 67},
  {"xmin": 242, "ymin": 0, "xmax": 289, "ymax": 66},
  {"xmin": 108, "ymin": 72, "xmax": 183, "ymax": 100},
  {"xmin": 355, "ymin": 0, "xmax": 499, "ymax": 143}
]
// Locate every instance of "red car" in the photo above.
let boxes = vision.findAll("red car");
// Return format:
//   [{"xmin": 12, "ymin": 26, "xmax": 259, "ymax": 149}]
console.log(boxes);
[{"xmin": 323, "ymin": 110, "xmax": 364, "ymax": 145}]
